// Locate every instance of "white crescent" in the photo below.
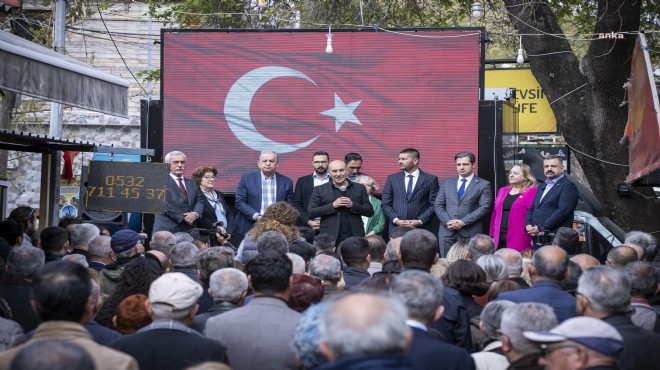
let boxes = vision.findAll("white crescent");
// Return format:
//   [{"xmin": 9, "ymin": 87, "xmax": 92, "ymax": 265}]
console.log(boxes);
[{"xmin": 224, "ymin": 66, "xmax": 320, "ymax": 153}]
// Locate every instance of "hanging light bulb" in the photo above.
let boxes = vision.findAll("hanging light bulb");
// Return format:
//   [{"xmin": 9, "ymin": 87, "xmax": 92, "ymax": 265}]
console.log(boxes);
[
  {"xmin": 516, "ymin": 36, "xmax": 525, "ymax": 64},
  {"xmin": 326, "ymin": 25, "xmax": 333, "ymax": 54},
  {"xmin": 471, "ymin": 2, "xmax": 484, "ymax": 19},
  {"xmin": 258, "ymin": 0, "xmax": 267, "ymax": 8}
]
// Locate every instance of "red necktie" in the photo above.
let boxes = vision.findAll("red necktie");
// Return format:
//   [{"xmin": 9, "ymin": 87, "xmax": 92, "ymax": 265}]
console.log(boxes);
[{"xmin": 177, "ymin": 177, "xmax": 188, "ymax": 199}]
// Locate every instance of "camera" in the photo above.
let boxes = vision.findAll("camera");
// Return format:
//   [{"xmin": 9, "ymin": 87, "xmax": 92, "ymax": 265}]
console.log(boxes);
[
  {"xmin": 537, "ymin": 230, "xmax": 555, "ymax": 245},
  {"xmin": 198, "ymin": 221, "xmax": 230, "ymax": 239}
]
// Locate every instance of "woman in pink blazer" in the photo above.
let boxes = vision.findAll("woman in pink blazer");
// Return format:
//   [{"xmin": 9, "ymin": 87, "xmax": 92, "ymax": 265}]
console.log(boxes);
[{"xmin": 490, "ymin": 164, "xmax": 538, "ymax": 251}]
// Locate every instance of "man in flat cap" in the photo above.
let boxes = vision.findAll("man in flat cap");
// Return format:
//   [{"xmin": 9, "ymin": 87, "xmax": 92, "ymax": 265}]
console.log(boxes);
[
  {"xmin": 99, "ymin": 230, "xmax": 144, "ymax": 296},
  {"xmin": 524, "ymin": 316, "xmax": 623, "ymax": 370},
  {"xmin": 110, "ymin": 272, "xmax": 228, "ymax": 369}
]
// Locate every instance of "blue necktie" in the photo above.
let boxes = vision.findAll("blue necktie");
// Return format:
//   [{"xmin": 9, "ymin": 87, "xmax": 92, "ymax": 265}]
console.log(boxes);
[
  {"xmin": 406, "ymin": 175, "xmax": 414, "ymax": 199},
  {"xmin": 458, "ymin": 178, "xmax": 467, "ymax": 200}
]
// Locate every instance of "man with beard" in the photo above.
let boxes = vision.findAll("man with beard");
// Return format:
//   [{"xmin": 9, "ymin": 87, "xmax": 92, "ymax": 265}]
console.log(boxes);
[
  {"xmin": 309, "ymin": 160, "xmax": 373, "ymax": 245},
  {"xmin": 526, "ymin": 154, "xmax": 579, "ymax": 249},
  {"xmin": 294, "ymin": 151, "xmax": 331, "ymax": 230}
]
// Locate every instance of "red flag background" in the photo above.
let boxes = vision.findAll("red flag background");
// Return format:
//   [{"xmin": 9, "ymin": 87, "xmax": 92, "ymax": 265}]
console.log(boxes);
[{"xmin": 162, "ymin": 29, "xmax": 482, "ymax": 194}]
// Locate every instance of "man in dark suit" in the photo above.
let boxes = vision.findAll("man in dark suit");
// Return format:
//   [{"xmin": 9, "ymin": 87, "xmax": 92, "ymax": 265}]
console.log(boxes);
[
  {"xmin": 111, "ymin": 272, "xmax": 229, "ymax": 369},
  {"xmin": 344, "ymin": 152, "xmax": 367, "ymax": 182},
  {"xmin": 390, "ymin": 270, "xmax": 476, "ymax": 370},
  {"xmin": 308, "ymin": 160, "xmax": 374, "ymax": 246},
  {"xmin": 526, "ymin": 154, "xmax": 579, "ymax": 249},
  {"xmin": 234, "ymin": 150, "xmax": 294, "ymax": 244},
  {"xmin": 152, "ymin": 151, "xmax": 204, "ymax": 235},
  {"xmin": 293, "ymin": 151, "xmax": 330, "ymax": 230},
  {"xmin": 497, "ymin": 245, "xmax": 576, "ymax": 323},
  {"xmin": 577, "ymin": 266, "xmax": 660, "ymax": 370},
  {"xmin": 382, "ymin": 148, "xmax": 439, "ymax": 238},
  {"xmin": 434, "ymin": 152, "xmax": 492, "ymax": 257}
]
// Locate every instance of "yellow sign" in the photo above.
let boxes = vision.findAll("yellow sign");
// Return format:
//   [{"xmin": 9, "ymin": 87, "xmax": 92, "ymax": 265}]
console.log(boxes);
[{"xmin": 485, "ymin": 69, "xmax": 557, "ymax": 133}]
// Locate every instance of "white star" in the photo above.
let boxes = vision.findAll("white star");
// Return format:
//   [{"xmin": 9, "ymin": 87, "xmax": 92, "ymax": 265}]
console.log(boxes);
[{"xmin": 321, "ymin": 93, "xmax": 362, "ymax": 132}]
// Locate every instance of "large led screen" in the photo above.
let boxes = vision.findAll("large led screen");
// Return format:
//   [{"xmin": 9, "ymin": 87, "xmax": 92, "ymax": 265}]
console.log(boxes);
[{"xmin": 162, "ymin": 29, "xmax": 482, "ymax": 193}]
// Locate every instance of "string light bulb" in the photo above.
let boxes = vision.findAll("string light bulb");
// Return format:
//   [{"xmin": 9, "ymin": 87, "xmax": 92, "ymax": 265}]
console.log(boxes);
[
  {"xmin": 516, "ymin": 36, "xmax": 525, "ymax": 64},
  {"xmin": 258, "ymin": 0, "xmax": 267, "ymax": 8},
  {"xmin": 326, "ymin": 25, "xmax": 333, "ymax": 54}
]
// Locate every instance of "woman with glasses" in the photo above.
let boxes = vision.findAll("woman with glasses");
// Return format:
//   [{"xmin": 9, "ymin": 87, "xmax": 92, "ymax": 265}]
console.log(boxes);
[{"xmin": 193, "ymin": 166, "xmax": 233, "ymax": 247}]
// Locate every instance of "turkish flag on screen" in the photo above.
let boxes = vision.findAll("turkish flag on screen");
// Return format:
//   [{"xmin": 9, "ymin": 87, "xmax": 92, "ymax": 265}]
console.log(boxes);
[{"xmin": 163, "ymin": 30, "xmax": 481, "ymax": 193}]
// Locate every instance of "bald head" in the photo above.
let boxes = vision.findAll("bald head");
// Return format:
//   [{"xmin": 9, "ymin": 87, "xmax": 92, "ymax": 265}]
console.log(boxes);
[
  {"xmin": 606, "ymin": 245, "xmax": 638, "ymax": 268},
  {"xmin": 621, "ymin": 243, "xmax": 643, "ymax": 261},
  {"xmin": 495, "ymin": 248, "xmax": 523, "ymax": 276},
  {"xmin": 570, "ymin": 254, "xmax": 600, "ymax": 271},
  {"xmin": 328, "ymin": 160, "xmax": 348, "ymax": 188},
  {"xmin": 532, "ymin": 245, "xmax": 569, "ymax": 281}
]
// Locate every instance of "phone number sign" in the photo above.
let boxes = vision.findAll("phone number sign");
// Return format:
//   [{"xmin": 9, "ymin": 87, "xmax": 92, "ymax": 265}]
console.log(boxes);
[{"xmin": 85, "ymin": 161, "xmax": 168, "ymax": 214}]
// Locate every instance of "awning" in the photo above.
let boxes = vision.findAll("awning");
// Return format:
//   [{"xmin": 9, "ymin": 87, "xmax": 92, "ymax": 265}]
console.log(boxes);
[{"xmin": 0, "ymin": 29, "xmax": 129, "ymax": 117}]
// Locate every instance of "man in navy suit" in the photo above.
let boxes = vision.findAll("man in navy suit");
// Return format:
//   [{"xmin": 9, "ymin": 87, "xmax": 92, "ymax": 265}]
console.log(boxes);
[
  {"xmin": 434, "ymin": 152, "xmax": 492, "ymax": 257},
  {"xmin": 390, "ymin": 270, "xmax": 475, "ymax": 370},
  {"xmin": 293, "ymin": 151, "xmax": 330, "ymax": 230},
  {"xmin": 152, "ymin": 151, "xmax": 204, "ymax": 235},
  {"xmin": 308, "ymin": 160, "xmax": 373, "ymax": 245},
  {"xmin": 234, "ymin": 150, "xmax": 294, "ymax": 243},
  {"xmin": 382, "ymin": 148, "xmax": 439, "ymax": 238},
  {"xmin": 526, "ymin": 154, "xmax": 579, "ymax": 249}
]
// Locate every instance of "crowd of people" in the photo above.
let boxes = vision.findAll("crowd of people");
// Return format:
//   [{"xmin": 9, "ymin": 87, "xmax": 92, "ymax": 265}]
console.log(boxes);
[{"xmin": 0, "ymin": 148, "xmax": 657, "ymax": 370}]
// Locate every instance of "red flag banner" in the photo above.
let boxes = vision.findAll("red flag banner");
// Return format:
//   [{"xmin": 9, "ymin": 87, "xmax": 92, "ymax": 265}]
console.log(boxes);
[{"xmin": 162, "ymin": 29, "xmax": 482, "ymax": 193}]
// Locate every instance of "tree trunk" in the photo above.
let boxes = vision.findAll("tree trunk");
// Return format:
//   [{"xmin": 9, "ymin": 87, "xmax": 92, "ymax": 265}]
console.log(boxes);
[{"xmin": 502, "ymin": 0, "xmax": 659, "ymax": 233}]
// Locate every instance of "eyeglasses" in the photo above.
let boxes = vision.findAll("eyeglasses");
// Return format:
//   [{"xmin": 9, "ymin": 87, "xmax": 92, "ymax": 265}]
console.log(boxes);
[
  {"xmin": 203, "ymin": 176, "xmax": 219, "ymax": 180},
  {"xmin": 540, "ymin": 343, "xmax": 579, "ymax": 356}
]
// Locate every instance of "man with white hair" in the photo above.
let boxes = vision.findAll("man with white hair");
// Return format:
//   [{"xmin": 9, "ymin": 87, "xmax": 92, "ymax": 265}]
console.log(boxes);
[
  {"xmin": 191, "ymin": 268, "xmax": 247, "ymax": 332},
  {"xmin": 524, "ymin": 317, "xmax": 623, "ymax": 370},
  {"xmin": 318, "ymin": 293, "xmax": 416, "ymax": 369},
  {"xmin": 88, "ymin": 235, "xmax": 114, "ymax": 272},
  {"xmin": 111, "ymin": 272, "xmax": 228, "ymax": 368},
  {"xmin": 499, "ymin": 302, "xmax": 558, "ymax": 370},
  {"xmin": 70, "ymin": 223, "xmax": 100, "ymax": 260},
  {"xmin": 495, "ymin": 248, "xmax": 529, "ymax": 288}
]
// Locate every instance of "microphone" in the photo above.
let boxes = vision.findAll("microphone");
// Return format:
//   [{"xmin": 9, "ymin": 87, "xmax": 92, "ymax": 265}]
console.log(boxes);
[{"xmin": 339, "ymin": 186, "xmax": 347, "ymax": 197}]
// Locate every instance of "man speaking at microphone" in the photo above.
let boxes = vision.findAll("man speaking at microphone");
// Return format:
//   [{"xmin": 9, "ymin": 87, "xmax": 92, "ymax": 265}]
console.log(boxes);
[{"xmin": 309, "ymin": 160, "xmax": 374, "ymax": 246}]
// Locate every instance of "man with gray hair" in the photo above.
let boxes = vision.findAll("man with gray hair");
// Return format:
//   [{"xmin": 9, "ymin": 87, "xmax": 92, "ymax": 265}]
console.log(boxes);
[
  {"xmin": 257, "ymin": 230, "xmax": 289, "ymax": 254},
  {"xmin": 498, "ymin": 245, "xmax": 576, "ymax": 322},
  {"xmin": 318, "ymin": 293, "xmax": 416, "ymax": 369},
  {"xmin": 624, "ymin": 231, "xmax": 658, "ymax": 262},
  {"xmin": 88, "ymin": 235, "xmax": 114, "ymax": 272},
  {"xmin": 476, "ymin": 255, "xmax": 508, "ymax": 283},
  {"xmin": 499, "ymin": 302, "xmax": 558, "ymax": 370},
  {"xmin": 309, "ymin": 254, "xmax": 343, "ymax": 301},
  {"xmin": 169, "ymin": 242, "xmax": 200, "ymax": 284},
  {"xmin": 192, "ymin": 268, "xmax": 248, "ymax": 332},
  {"xmin": 111, "ymin": 272, "xmax": 228, "ymax": 368},
  {"xmin": 605, "ymin": 245, "xmax": 638, "ymax": 268},
  {"xmin": 577, "ymin": 265, "xmax": 660, "ymax": 370},
  {"xmin": 287, "ymin": 253, "xmax": 306, "ymax": 275},
  {"xmin": 495, "ymin": 248, "xmax": 529, "ymax": 288},
  {"xmin": 196, "ymin": 247, "xmax": 236, "ymax": 313},
  {"xmin": 70, "ymin": 223, "xmax": 100, "ymax": 260},
  {"xmin": 467, "ymin": 234, "xmax": 495, "ymax": 261},
  {"xmin": 390, "ymin": 270, "xmax": 475, "ymax": 370},
  {"xmin": 0, "ymin": 245, "xmax": 44, "ymax": 332},
  {"xmin": 471, "ymin": 300, "xmax": 516, "ymax": 369},
  {"xmin": 149, "ymin": 230, "xmax": 177, "ymax": 255},
  {"xmin": 625, "ymin": 261, "xmax": 660, "ymax": 332}
]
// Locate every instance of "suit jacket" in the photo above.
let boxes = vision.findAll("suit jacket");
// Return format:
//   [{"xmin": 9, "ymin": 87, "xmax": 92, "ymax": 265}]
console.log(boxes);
[
  {"xmin": 308, "ymin": 181, "xmax": 374, "ymax": 241},
  {"xmin": 434, "ymin": 175, "xmax": 492, "ymax": 238},
  {"xmin": 382, "ymin": 169, "xmax": 439, "ymax": 234},
  {"xmin": 602, "ymin": 314, "xmax": 660, "ymax": 370},
  {"xmin": 293, "ymin": 174, "xmax": 316, "ymax": 226},
  {"xmin": 366, "ymin": 196, "xmax": 386, "ymax": 236},
  {"xmin": 233, "ymin": 171, "xmax": 294, "ymax": 236},
  {"xmin": 497, "ymin": 280, "xmax": 576, "ymax": 323},
  {"xmin": 525, "ymin": 176, "xmax": 579, "ymax": 233},
  {"xmin": 111, "ymin": 324, "xmax": 227, "ymax": 370},
  {"xmin": 198, "ymin": 188, "xmax": 233, "ymax": 245},
  {"xmin": 490, "ymin": 185, "xmax": 538, "ymax": 251},
  {"xmin": 204, "ymin": 296, "xmax": 301, "ymax": 370},
  {"xmin": 153, "ymin": 176, "xmax": 204, "ymax": 234},
  {"xmin": 0, "ymin": 279, "xmax": 40, "ymax": 333},
  {"xmin": 408, "ymin": 326, "xmax": 476, "ymax": 370}
]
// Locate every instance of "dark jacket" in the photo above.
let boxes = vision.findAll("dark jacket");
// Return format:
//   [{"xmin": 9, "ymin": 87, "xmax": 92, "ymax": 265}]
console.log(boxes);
[
  {"xmin": 429, "ymin": 286, "xmax": 472, "ymax": 351},
  {"xmin": 0, "ymin": 279, "xmax": 40, "ymax": 332},
  {"xmin": 191, "ymin": 301, "xmax": 240, "ymax": 333},
  {"xmin": 343, "ymin": 267, "xmax": 371, "ymax": 291},
  {"xmin": 525, "ymin": 176, "xmax": 579, "ymax": 233},
  {"xmin": 408, "ymin": 326, "xmax": 475, "ymax": 370},
  {"xmin": 317, "ymin": 353, "xmax": 417, "ymax": 370},
  {"xmin": 603, "ymin": 314, "xmax": 660, "ymax": 370},
  {"xmin": 497, "ymin": 280, "xmax": 576, "ymax": 323}
]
